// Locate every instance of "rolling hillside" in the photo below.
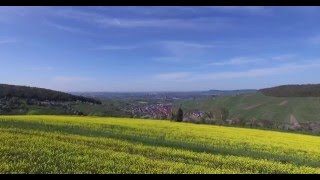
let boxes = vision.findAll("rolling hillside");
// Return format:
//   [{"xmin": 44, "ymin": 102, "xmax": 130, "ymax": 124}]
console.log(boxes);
[
  {"xmin": 178, "ymin": 92, "xmax": 320, "ymax": 132},
  {"xmin": 0, "ymin": 115, "xmax": 319, "ymax": 174},
  {"xmin": 0, "ymin": 84, "xmax": 101, "ymax": 103},
  {"xmin": 0, "ymin": 84, "xmax": 102, "ymax": 115}
]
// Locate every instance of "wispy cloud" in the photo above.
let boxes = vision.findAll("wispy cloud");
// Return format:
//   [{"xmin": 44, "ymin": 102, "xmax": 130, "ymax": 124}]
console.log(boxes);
[
  {"xmin": 95, "ymin": 17, "xmax": 215, "ymax": 29},
  {"xmin": 94, "ymin": 40, "xmax": 219, "ymax": 57},
  {"xmin": 161, "ymin": 41, "xmax": 217, "ymax": 49},
  {"xmin": 117, "ymin": 6, "xmax": 271, "ymax": 16},
  {"xmin": 27, "ymin": 66, "xmax": 54, "ymax": 71},
  {"xmin": 152, "ymin": 57, "xmax": 182, "ymax": 63},
  {"xmin": 152, "ymin": 41, "xmax": 219, "ymax": 63},
  {"xmin": 308, "ymin": 35, "xmax": 320, "ymax": 45},
  {"xmin": 154, "ymin": 72, "xmax": 191, "ymax": 80},
  {"xmin": 53, "ymin": 8, "xmax": 229, "ymax": 30},
  {"xmin": 207, "ymin": 57, "xmax": 262, "ymax": 66},
  {"xmin": 44, "ymin": 20, "xmax": 87, "ymax": 34},
  {"xmin": 284, "ymin": 6, "xmax": 320, "ymax": 15},
  {"xmin": 94, "ymin": 45, "xmax": 140, "ymax": 51},
  {"xmin": 195, "ymin": 62, "xmax": 320, "ymax": 80},
  {"xmin": 96, "ymin": 17, "xmax": 229, "ymax": 30},
  {"xmin": 53, "ymin": 76, "xmax": 93, "ymax": 82},
  {"xmin": 159, "ymin": 40, "xmax": 218, "ymax": 60},
  {"xmin": 73, "ymin": 6, "xmax": 272, "ymax": 17},
  {"xmin": 0, "ymin": 38, "xmax": 17, "ymax": 44},
  {"xmin": 207, "ymin": 54, "xmax": 297, "ymax": 66},
  {"xmin": 208, "ymin": 6, "xmax": 272, "ymax": 15},
  {"xmin": 271, "ymin": 54, "xmax": 296, "ymax": 61},
  {"xmin": 0, "ymin": 7, "xmax": 32, "ymax": 23},
  {"xmin": 98, "ymin": 6, "xmax": 199, "ymax": 16},
  {"xmin": 155, "ymin": 62, "xmax": 320, "ymax": 81}
]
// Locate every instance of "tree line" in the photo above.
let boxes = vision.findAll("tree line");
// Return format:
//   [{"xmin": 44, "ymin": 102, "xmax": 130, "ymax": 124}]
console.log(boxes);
[{"xmin": 0, "ymin": 84, "xmax": 101, "ymax": 104}]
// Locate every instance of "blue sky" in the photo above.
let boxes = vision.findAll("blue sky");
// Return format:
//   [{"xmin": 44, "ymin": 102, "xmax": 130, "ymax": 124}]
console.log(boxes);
[{"xmin": 1, "ymin": 6, "xmax": 320, "ymax": 92}]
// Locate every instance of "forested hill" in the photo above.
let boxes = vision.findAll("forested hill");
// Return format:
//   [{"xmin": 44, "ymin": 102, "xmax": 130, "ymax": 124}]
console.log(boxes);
[
  {"xmin": 0, "ymin": 84, "xmax": 101, "ymax": 104},
  {"xmin": 260, "ymin": 84, "xmax": 320, "ymax": 97}
]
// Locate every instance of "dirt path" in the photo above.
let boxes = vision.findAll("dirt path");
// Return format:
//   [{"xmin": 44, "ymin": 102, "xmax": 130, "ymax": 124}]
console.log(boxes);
[
  {"xmin": 243, "ymin": 104, "xmax": 262, "ymax": 110},
  {"xmin": 290, "ymin": 114, "xmax": 299, "ymax": 126},
  {"xmin": 278, "ymin": 100, "xmax": 288, "ymax": 106},
  {"xmin": 244, "ymin": 94, "xmax": 254, "ymax": 97}
]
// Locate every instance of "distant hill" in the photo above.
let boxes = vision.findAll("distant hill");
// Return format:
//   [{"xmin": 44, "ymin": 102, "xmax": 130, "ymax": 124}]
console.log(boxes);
[
  {"xmin": 207, "ymin": 89, "xmax": 257, "ymax": 96},
  {"xmin": 0, "ymin": 84, "xmax": 101, "ymax": 104},
  {"xmin": 260, "ymin": 84, "xmax": 320, "ymax": 97}
]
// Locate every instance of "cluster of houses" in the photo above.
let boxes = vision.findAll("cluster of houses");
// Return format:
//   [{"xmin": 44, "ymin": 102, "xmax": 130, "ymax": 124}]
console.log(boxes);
[{"xmin": 128, "ymin": 103, "xmax": 172, "ymax": 119}]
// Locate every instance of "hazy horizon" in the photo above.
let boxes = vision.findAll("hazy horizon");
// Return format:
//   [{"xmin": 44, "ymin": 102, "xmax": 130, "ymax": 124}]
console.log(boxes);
[{"xmin": 1, "ymin": 6, "xmax": 320, "ymax": 91}]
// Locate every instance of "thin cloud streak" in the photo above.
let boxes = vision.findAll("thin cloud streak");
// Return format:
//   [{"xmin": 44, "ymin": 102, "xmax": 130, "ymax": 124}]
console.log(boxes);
[
  {"xmin": 94, "ymin": 45, "xmax": 140, "ymax": 51},
  {"xmin": 155, "ymin": 61, "xmax": 320, "ymax": 81},
  {"xmin": 271, "ymin": 54, "xmax": 297, "ymax": 61},
  {"xmin": 95, "ymin": 17, "xmax": 227, "ymax": 29},
  {"xmin": 44, "ymin": 20, "xmax": 88, "ymax": 34},
  {"xmin": 52, "ymin": 8, "xmax": 230, "ymax": 30},
  {"xmin": 155, "ymin": 72, "xmax": 191, "ymax": 80},
  {"xmin": 0, "ymin": 38, "xmax": 17, "ymax": 44},
  {"xmin": 308, "ymin": 35, "xmax": 320, "ymax": 45},
  {"xmin": 27, "ymin": 66, "xmax": 55, "ymax": 71},
  {"xmin": 194, "ymin": 62, "xmax": 320, "ymax": 80},
  {"xmin": 159, "ymin": 40, "xmax": 219, "ymax": 59},
  {"xmin": 207, "ymin": 54, "xmax": 297, "ymax": 66},
  {"xmin": 53, "ymin": 76, "xmax": 93, "ymax": 82},
  {"xmin": 208, "ymin": 6, "xmax": 271, "ymax": 14},
  {"xmin": 94, "ymin": 40, "xmax": 219, "ymax": 54},
  {"xmin": 152, "ymin": 57, "xmax": 182, "ymax": 63},
  {"xmin": 207, "ymin": 57, "xmax": 263, "ymax": 66},
  {"xmin": 161, "ymin": 41, "xmax": 217, "ymax": 49}
]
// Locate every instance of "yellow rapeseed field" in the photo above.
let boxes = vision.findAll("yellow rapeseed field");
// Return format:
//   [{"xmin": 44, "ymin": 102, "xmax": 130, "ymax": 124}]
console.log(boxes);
[{"xmin": 0, "ymin": 115, "xmax": 319, "ymax": 174}]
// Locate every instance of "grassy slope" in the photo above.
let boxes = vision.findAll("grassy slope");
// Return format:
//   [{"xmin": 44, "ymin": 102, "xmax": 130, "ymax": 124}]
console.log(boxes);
[
  {"xmin": 0, "ymin": 115, "xmax": 320, "ymax": 174},
  {"xmin": 71, "ymin": 101, "xmax": 130, "ymax": 117},
  {"xmin": 26, "ymin": 105, "xmax": 69, "ymax": 115},
  {"xmin": 180, "ymin": 92, "xmax": 320, "ymax": 123}
]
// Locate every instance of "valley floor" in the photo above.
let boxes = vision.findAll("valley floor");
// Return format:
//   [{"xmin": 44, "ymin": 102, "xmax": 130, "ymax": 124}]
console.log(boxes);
[{"xmin": 0, "ymin": 115, "xmax": 319, "ymax": 174}]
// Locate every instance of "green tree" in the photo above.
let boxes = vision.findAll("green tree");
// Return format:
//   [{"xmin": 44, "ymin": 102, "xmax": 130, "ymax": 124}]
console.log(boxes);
[{"xmin": 176, "ymin": 107, "xmax": 183, "ymax": 122}]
